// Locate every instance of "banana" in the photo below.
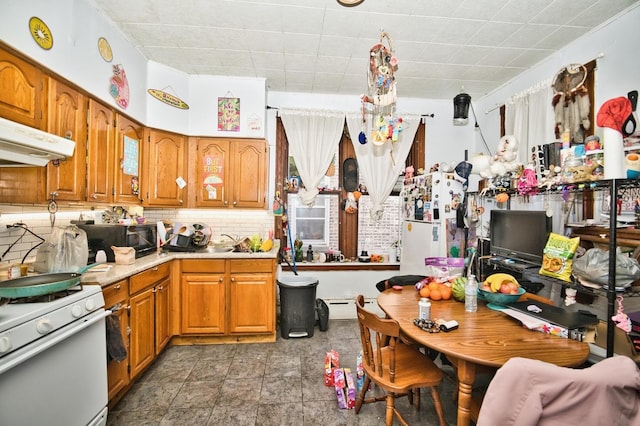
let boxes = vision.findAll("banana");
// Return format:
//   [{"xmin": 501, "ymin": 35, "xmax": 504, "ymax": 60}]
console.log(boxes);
[{"xmin": 485, "ymin": 273, "xmax": 519, "ymax": 292}]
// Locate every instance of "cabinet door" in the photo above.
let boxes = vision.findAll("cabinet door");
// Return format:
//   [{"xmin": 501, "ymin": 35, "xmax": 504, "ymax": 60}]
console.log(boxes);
[
  {"xmin": 232, "ymin": 139, "xmax": 267, "ymax": 208},
  {"xmin": 155, "ymin": 277, "xmax": 171, "ymax": 354},
  {"xmin": 129, "ymin": 288, "xmax": 155, "ymax": 378},
  {"xmin": 87, "ymin": 99, "xmax": 115, "ymax": 203},
  {"xmin": 143, "ymin": 128, "xmax": 186, "ymax": 207},
  {"xmin": 195, "ymin": 138, "xmax": 230, "ymax": 208},
  {"xmin": 0, "ymin": 47, "xmax": 45, "ymax": 129},
  {"xmin": 181, "ymin": 272, "xmax": 226, "ymax": 334},
  {"xmin": 46, "ymin": 78, "xmax": 88, "ymax": 202},
  {"xmin": 114, "ymin": 114, "xmax": 143, "ymax": 204},
  {"xmin": 0, "ymin": 48, "xmax": 47, "ymax": 204},
  {"xmin": 229, "ymin": 271, "xmax": 274, "ymax": 334},
  {"xmin": 103, "ymin": 280, "xmax": 129, "ymax": 402}
]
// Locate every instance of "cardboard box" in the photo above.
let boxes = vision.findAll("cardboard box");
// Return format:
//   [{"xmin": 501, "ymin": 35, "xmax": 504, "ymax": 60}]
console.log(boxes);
[
  {"xmin": 334, "ymin": 368, "xmax": 356, "ymax": 409},
  {"xmin": 594, "ymin": 320, "xmax": 640, "ymax": 361}
]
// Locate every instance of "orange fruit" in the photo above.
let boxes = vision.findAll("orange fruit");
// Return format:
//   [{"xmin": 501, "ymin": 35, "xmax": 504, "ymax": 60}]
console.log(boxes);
[
  {"xmin": 428, "ymin": 281, "xmax": 440, "ymax": 292},
  {"xmin": 419, "ymin": 286, "xmax": 430, "ymax": 298},
  {"xmin": 440, "ymin": 286, "xmax": 452, "ymax": 300},
  {"xmin": 430, "ymin": 288, "xmax": 442, "ymax": 301}
]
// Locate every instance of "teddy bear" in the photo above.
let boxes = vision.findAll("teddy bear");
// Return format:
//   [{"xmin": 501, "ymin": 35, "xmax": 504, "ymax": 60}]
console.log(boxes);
[{"xmin": 470, "ymin": 135, "xmax": 521, "ymax": 179}]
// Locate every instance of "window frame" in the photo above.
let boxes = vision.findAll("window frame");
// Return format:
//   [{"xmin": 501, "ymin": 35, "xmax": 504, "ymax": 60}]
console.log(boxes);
[{"xmin": 274, "ymin": 117, "xmax": 425, "ymax": 260}]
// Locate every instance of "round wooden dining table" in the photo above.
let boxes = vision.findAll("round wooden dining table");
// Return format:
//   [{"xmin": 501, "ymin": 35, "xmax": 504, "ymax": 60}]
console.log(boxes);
[{"xmin": 377, "ymin": 287, "xmax": 590, "ymax": 426}]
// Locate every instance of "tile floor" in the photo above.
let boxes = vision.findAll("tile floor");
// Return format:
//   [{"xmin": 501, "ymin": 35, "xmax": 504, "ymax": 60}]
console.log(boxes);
[{"xmin": 107, "ymin": 319, "xmax": 462, "ymax": 425}]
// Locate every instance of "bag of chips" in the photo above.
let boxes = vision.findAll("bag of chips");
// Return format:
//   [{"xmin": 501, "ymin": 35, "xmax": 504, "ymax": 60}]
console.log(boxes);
[{"xmin": 539, "ymin": 233, "xmax": 580, "ymax": 282}]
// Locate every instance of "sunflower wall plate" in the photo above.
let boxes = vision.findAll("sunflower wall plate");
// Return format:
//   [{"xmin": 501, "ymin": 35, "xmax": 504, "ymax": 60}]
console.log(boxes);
[
  {"xmin": 98, "ymin": 37, "xmax": 113, "ymax": 62},
  {"xmin": 29, "ymin": 16, "xmax": 53, "ymax": 50}
]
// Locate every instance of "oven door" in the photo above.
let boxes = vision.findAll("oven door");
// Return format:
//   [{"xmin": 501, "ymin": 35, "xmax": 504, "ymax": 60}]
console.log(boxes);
[{"xmin": 0, "ymin": 309, "xmax": 110, "ymax": 426}]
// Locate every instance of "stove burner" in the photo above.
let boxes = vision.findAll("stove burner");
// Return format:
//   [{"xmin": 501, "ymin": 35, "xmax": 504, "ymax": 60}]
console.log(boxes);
[{"xmin": 5, "ymin": 285, "xmax": 83, "ymax": 304}]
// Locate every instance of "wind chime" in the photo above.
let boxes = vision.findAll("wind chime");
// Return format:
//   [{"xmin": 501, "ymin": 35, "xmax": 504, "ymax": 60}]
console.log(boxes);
[{"xmin": 360, "ymin": 31, "xmax": 403, "ymax": 164}]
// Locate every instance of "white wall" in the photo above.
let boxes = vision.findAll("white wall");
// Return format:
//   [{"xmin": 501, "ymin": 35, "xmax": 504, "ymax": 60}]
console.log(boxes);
[
  {"xmin": 0, "ymin": 0, "xmax": 149, "ymax": 120},
  {"xmin": 475, "ymin": 4, "xmax": 640, "ymax": 152},
  {"xmin": 0, "ymin": 0, "xmax": 267, "ymax": 139}
]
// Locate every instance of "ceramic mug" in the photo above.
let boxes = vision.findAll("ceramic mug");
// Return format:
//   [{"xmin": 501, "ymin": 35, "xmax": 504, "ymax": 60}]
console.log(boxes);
[
  {"xmin": 333, "ymin": 251, "xmax": 345, "ymax": 262},
  {"xmin": 626, "ymin": 153, "xmax": 640, "ymax": 178}
]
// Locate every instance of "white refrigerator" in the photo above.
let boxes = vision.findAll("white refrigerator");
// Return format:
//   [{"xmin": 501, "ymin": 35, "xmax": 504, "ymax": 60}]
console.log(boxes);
[{"xmin": 399, "ymin": 172, "xmax": 466, "ymax": 275}]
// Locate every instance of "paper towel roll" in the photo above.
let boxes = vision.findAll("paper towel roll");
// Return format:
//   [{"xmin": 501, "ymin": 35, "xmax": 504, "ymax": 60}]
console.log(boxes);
[{"xmin": 603, "ymin": 127, "xmax": 625, "ymax": 179}]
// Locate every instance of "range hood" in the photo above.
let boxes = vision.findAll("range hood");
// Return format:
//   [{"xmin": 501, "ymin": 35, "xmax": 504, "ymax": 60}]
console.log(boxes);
[{"xmin": 0, "ymin": 116, "xmax": 76, "ymax": 167}]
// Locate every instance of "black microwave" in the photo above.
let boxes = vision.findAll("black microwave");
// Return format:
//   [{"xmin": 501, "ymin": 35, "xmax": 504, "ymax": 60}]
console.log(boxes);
[{"xmin": 78, "ymin": 224, "xmax": 157, "ymax": 263}]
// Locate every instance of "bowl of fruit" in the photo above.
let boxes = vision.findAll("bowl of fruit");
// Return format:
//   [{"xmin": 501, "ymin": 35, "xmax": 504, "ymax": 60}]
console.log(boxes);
[{"xmin": 478, "ymin": 273, "xmax": 525, "ymax": 309}]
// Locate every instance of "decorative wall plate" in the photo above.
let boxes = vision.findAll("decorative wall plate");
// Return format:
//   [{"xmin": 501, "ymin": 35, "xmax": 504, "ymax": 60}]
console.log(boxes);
[
  {"xmin": 29, "ymin": 16, "xmax": 53, "ymax": 50},
  {"xmin": 97, "ymin": 37, "xmax": 113, "ymax": 62},
  {"xmin": 147, "ymin": 89, "xmax": 189, "ymax": 109}
]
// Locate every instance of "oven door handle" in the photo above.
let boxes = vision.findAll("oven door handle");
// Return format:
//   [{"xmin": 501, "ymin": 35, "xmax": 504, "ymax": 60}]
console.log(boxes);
[{"xmin": 0, "ymin": 309, "xmax": 111, "ymax": 375}]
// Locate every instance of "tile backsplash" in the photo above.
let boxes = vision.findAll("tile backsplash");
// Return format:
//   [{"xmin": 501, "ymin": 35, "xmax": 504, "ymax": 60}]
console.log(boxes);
[
  {"xmin": 0, "ymin": 196, "xmax": 401, "ymax": 266},
  {"xmin": 0, "ymin": 205, "xmax": 273, "ymax": 265}
]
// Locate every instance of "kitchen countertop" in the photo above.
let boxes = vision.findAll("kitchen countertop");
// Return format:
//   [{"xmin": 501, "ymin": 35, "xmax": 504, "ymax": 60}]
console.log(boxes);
[{"xmin": 81, "ymin": 249, "xmax": 278, "ymax": 287}]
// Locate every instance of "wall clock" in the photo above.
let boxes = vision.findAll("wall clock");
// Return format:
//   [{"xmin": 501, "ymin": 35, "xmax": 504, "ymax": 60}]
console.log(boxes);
[{"xmin": 29, "ymin": 16, "xmax": 53, "ymax": 50}]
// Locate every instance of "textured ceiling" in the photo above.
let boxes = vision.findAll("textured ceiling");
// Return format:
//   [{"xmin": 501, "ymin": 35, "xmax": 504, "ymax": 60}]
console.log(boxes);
[{"xmin": 92, "ymin": 0, "xmax": 638, "ymax": 100}]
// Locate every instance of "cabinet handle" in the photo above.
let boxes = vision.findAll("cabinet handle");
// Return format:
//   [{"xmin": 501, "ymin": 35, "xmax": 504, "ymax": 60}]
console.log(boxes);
[
  {"xmin": 179, "ymin": 199, "xmax": 183, "ymax": 205},
  {"xmin": 114, "ymin": 284, "xmax": 121, "ymax": 290},
  {"xmin": 231, "ymin": 277, "xmax": 235, "ymax": 282},
  {"xmin": 219, "ymin": 277, "xmax": 223, "ymax": 282},
  {"xmin": 157, "ymin": 286, "xmax": 163, "ymax": 291},
  {"xmin": 224, "ymin": 200, "xmax": 228, "ymax": 205},
  {"xmin": 91, "ymin": 193, "xmax": 98, "ymax": 199},
  {"xmin": 233, "ymin": 200, "xmax": 237, "ymax": 206},
  {"xmin": 152, "ymin": 267, "xmax": 158, "ymax": 271}
]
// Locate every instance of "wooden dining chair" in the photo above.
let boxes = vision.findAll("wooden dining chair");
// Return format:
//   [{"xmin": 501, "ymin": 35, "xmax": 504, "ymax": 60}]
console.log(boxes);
[{"xmin": 355, "ymin": 295, "xmax": 447, "ymax": 426}]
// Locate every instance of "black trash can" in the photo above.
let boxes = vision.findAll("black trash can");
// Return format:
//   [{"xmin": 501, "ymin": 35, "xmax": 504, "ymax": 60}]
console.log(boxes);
[
  {"xmin": 278, "ymin": 275, "xmax": 318, "ymax": 338},
  {"xmin": 316, "ymin": 298, "xmax": 329, "ymax": 331}
]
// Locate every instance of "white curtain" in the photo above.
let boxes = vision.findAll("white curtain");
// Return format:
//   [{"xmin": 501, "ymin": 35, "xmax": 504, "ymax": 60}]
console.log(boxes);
[
  {"xmin": 505, "ymin": 80, "xmax": 555, "ymax": 166},
  {"xmin": 280, "ymin": 109, "xmax": 345, "ymax": 206},
  {"xmin": 346, "ymin": 112, "xmax": 420, "ymax": 221}
]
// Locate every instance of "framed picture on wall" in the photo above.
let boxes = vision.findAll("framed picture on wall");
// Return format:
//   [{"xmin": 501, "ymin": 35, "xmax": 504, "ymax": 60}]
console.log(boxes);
[{"xmin": 218, "ymin": 97, "xmax": 240, "ymax": 131}]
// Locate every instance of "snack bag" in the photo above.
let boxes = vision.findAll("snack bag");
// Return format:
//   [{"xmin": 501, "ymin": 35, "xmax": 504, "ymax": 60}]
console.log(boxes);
[
  {"xmin": 343, "ymin": 368, "xmax": 356, "ymax": 409},
  {"xmin": 356, "ymin": 351, "xmax": 365, "ymax": 394},
  {"xmin": 539, "ymin": 233, "xmax": 580, "ymax": 282},
  {"xmin": 324, "ymin": 350, "xmax": 340, "ymax": 386}
]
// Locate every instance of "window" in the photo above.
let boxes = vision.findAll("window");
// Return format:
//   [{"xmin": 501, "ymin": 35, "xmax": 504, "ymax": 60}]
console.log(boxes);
[
  {"xmin": 275, "ymin": 117, "xmax": 424, "ymax": 260},
  {"xmin": 287, "ymin": 194, "xmax": 337, "ymax": 250}
]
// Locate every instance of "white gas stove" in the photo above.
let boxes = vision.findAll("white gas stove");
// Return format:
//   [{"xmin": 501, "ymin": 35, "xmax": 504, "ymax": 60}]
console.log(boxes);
[
  {"xmin": 0, "ymin": 284, "xmax": 105, "ymax": 356},
  {"xmin": 0, "ymin": 284, "xmax": 109, "ymax": 426}
]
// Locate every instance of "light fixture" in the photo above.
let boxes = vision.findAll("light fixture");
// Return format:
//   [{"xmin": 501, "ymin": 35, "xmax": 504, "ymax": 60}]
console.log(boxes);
[
  {"xmin": 337, "ymin": 0, "xmax": 365, "ymax": 6},
  {"xmin": 453, "ymin": 91, "xmax": 471, "ymax": 126}
]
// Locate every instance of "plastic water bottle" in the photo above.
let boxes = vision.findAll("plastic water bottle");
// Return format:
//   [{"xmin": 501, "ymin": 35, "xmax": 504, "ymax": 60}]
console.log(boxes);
[
  {"xmin": 419, "ymin": 297, "xmax": 431, "ymax": 320},
  {"xmin": 465, "ymin": 275, "xmax": 478, "ymax": 312}
]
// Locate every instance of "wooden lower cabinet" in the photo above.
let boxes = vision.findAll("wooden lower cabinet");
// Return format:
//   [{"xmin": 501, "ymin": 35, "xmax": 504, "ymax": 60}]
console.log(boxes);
[
  {"xmin": 180, "ymin": 258, "xmax": 275, "ymax": 337},
  {"xmin": 229, "ymin": 260, "xmax": 275, "ymax": 334},
  {"xmin": 128, "ymin": 262, "xmax": 172, "ymax": 378},
  {"xmin": 181, "ymin": 259, "xmax": 226, "ymax": 334},
  {"xmin": 102, "ymin": 280, "xmax": 130, "ymax": 402}
]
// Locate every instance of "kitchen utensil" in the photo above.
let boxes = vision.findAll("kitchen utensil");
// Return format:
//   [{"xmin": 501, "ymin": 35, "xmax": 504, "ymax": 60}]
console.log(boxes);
[
  {"xmin": 162, "ymin": 226, "xmax": 187, "ymax": 246},
  {"xmin": 221, "ymin": 234, "xmax": 251, "ymax": 252},
  {"xmin": 0, "ymin": 263, "xmax": 100, "ymax": 299}
]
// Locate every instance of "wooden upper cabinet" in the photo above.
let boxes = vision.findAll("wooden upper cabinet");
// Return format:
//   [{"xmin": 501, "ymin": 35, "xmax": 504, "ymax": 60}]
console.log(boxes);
[
  {"xmin": 114, "ymin": 114, "xmax": 143, "ymax": 204},
  {"xmin": 194, "ymin": 138, "xmax": 267, "ymax": 208},
  {"xmin": 0, "ymin": 47, "xmax": 45, "ymax": 129},
  {"xmin": 233, "ymin": 139, "xmax": 267, "ymax": 209},
  {"xmin": 194, "ymin": 138, "xmax": 230, "ymax": 208},
  {"xmin": 46, "ymin": 78, "xmax": 88, "ymax": 202},
  {"xmin": 142, "ymin": 128, "xmax": 186, "ymax": 207},
  {"xmin": 87, "ymin": 99, "xmax": 115, "ymax": 203}
]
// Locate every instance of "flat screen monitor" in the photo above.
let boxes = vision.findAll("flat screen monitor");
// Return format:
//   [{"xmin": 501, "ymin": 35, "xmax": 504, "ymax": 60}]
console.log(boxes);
[{"xmin": 489, "ymin": 210, "xmax": 552, "ymax": 265}]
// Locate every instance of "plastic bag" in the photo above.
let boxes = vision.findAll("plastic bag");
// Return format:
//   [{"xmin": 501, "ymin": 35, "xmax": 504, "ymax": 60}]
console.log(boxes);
[
  {"xmin": 572, "ymin": 247, "xmax": 640, "ymax": 289},
  {"xmin": 34, "ymin": 225, "xmax": 88, "ymax": 273}
]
